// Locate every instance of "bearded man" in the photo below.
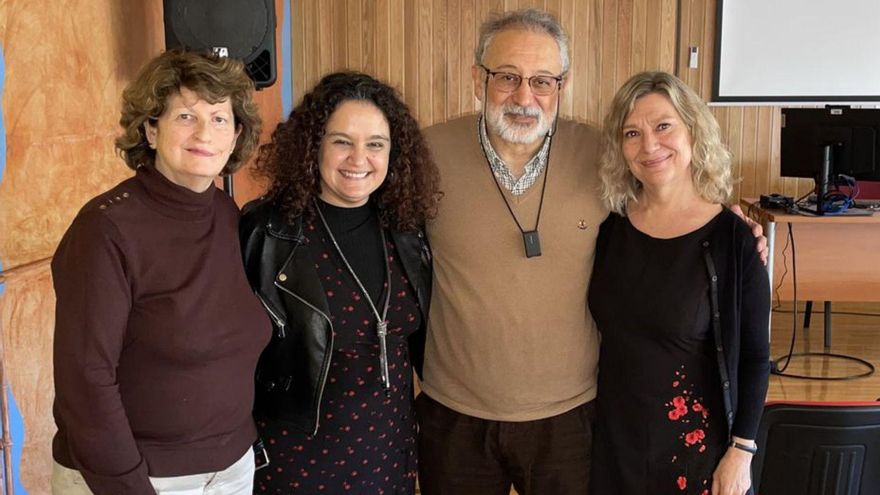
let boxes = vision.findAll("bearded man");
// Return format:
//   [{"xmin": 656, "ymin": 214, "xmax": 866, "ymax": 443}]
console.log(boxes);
[{"xmin": 417, "ymin": 9, "xmax": 603, "ymax": 494}]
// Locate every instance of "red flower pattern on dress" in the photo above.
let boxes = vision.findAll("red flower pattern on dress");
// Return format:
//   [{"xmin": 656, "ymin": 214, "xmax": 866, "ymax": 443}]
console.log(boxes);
[
  {"xmin": 666, "ymin": 366, "xmax": 715, "ymax": 494},
  {"xmin": 692, "ymin": 401, "xmax": 710, "ymax": 419},
  {"xmin": 668, "ymin": 395, "xmax": 689, "ymax": 420},
  {"xmin": 677, "ymin": 476, "xmax": 687, "ymax": 490},
  {"xmin": 685, "ymin": 428, "xmax": 706, "ymax": 446}
]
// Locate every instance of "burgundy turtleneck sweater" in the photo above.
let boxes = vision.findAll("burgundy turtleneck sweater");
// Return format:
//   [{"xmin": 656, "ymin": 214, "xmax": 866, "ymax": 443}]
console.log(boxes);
[{"xmin": 51, "ymin": 165, "xmax": 271, "ymax": 495}]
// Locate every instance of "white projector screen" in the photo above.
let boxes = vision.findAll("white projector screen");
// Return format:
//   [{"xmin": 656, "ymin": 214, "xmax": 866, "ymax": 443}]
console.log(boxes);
[{"xmin": 714, "ymin": 0, "xmax": 880, "ymax": 103}]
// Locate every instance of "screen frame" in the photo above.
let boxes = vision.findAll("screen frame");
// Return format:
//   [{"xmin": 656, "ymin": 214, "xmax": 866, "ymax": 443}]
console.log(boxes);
[{"xmin": 713, "ymin": 0, "xmax": 880, "ymax": 104}]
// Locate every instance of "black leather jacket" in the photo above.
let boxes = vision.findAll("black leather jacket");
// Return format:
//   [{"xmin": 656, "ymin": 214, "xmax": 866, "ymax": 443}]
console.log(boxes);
[{"xmin": 239, "ymin": 197, "xmax": 432, "ymax": 436}]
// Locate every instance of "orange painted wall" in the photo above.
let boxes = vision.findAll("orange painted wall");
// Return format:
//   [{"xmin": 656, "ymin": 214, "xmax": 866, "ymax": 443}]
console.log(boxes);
[
  {"xmin": 0, "ymin": 1, "xmax": 282, "ymax": 492},
  {"xmin": 1, "ymin": 4, "xmax": 163, "ymax": 491}
]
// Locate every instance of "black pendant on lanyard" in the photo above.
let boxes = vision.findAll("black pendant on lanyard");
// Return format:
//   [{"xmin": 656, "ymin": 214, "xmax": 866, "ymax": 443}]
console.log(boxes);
[{"xmin": 522, "ymin": 230, "xmax": 542, "ymax": 258}]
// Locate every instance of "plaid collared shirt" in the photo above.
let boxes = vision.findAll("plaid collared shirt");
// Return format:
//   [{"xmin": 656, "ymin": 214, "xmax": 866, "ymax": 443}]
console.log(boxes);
[{"xmin": 478, "ymin": 116, "xmax": 551, "ymax": 196}]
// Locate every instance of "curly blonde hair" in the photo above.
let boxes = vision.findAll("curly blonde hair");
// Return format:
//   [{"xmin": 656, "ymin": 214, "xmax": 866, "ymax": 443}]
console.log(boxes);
[
  {"xmin": 115, "ymin": 48, "xmax": 261, "ymax": 175},
  {"xmin": 599, "ymin": 71, "xmax": 732, "ymax": 214}
]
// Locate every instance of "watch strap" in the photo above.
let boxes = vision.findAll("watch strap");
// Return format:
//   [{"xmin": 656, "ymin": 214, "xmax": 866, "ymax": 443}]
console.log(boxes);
[{"xmin": 730, "ymin": 439, "xmax": 758, "ymax": 454}]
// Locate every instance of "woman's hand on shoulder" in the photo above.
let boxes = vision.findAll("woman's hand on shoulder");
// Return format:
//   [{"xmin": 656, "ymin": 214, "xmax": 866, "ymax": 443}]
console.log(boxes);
[{"xmin": 711, "ymin": 438, "xmax": 755, "ymax": 495}]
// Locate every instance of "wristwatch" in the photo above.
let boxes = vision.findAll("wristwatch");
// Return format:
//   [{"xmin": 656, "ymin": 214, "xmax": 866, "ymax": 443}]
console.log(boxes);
[{"xmin": 730, "ymin": 439, "xmax": 758, "ymax": 454}]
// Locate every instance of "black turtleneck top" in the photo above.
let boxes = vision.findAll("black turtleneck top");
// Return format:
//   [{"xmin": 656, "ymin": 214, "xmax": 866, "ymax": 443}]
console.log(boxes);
[
  {"xmin": 315, "ymin": 199, "xmax": 385, "ymax": 306},
  {"xmin": 51, "ymin": 165, "xmax": 272, "ymax": 495}
]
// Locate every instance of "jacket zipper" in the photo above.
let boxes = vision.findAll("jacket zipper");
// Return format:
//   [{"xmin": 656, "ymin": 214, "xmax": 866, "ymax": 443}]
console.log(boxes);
[
  {"xmin": 418, "ymin": 231, "xmax": 432, "ymax": 262},
  {"xmin": 255, "ymin": 292, "xmax": 286, "ymax": 338},
  {"xmin": 274, "ymin": 281, "xmax": 335, "ymax": 437}
]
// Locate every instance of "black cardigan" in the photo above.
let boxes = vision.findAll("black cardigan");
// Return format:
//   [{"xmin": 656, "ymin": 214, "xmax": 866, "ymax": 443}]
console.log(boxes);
[{"xmin": 701, "ymin": 207, "xmax": 771, "ymax": 439}]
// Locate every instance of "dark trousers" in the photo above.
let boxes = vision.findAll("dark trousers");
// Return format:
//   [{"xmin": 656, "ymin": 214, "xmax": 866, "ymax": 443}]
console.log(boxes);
[{"xmin": 416, "ymin": 393, "xmax": 596, "ymax": 495}]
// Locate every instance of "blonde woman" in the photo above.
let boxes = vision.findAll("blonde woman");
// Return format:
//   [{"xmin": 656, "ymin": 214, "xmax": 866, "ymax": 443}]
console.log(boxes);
[{"xmin": 588, "ymin": 71, "xmax": 770, "ymax": 495}]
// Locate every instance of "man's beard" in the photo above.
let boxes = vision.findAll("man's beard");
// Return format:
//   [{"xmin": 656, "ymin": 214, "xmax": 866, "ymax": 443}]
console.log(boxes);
[{"xmin": 485, "ymin": 102, "xmax": 553, "ymax": 145}]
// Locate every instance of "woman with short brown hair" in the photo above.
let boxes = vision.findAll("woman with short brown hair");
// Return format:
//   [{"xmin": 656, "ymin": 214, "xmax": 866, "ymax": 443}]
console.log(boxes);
[{"xmin": 51, "ymin": 49, "xmax": 270, "ymax": 495}]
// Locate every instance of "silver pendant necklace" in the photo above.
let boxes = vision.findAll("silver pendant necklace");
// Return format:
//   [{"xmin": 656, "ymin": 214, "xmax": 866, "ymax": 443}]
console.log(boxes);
[{"xmin": 314, "ymin": 199, "xmax": 392, "ymax": 392}]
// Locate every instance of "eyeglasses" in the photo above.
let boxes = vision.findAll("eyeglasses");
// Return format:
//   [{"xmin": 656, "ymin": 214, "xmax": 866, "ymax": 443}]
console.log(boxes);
[{"xmin": 479, "ymin": 65, "xmax": 564, "ymax": 96}]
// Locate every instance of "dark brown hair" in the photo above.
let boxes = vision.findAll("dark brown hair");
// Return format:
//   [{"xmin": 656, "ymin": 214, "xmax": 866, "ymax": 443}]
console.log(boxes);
[
  {"xmin": 255, "ymin": 71, "xmax": 441, "ymax": 232},
  {"xmin": 115, "ymin": 48, "xmax": 261, "ymax": 174}
]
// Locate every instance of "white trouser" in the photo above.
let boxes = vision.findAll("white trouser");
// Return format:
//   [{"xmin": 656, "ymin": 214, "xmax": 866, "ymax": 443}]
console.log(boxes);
[{"xmin": 51, "ymin": 447, "xmax": 254, "ymax": 495}]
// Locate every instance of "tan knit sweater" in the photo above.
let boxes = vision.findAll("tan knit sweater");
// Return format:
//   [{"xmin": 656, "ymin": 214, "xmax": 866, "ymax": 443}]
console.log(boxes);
[{"xmin": 422, "ymin": 115, "xmax": 608, "ymax": 421}]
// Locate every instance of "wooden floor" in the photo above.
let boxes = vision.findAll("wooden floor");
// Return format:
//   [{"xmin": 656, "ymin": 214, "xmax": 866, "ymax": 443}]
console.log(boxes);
[{"xmin": 767, "ymin": 301, "xmax": 880, "ymax": 401}]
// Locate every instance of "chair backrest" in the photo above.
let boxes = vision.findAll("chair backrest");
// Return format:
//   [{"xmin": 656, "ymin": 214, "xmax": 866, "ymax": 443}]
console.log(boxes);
[{"xmin": 753, "ymin": 401, "xmax": 880, "ymax": 495}]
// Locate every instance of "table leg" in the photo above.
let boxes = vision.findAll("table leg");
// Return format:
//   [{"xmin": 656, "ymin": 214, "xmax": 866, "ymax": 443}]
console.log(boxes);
[
  {"xmin": 766, "ymin": 221, "xmax": 776, "ymax": 341},
  {"xmin": 824, "ymin": 301, "xmax": 832, "ymax": 349},
  {"xmin": 804, "ymin": 300, "xmax": 813, "ymax": 328}
]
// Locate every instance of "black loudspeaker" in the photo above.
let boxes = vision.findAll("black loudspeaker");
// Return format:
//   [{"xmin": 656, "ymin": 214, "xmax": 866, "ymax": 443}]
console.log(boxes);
[{"xmin": 164, "ymin": 0, "xmax": 277, "ymax": 89}]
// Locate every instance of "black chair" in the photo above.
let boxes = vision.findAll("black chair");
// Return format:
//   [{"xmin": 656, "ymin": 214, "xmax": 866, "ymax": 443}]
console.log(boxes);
[{"xmin": 752, "ymin": 401, "xmax": 880, "ymax": 495}]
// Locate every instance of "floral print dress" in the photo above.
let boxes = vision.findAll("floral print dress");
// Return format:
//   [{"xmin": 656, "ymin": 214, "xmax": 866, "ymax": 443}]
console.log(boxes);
[{"xmin": 588, "ymin": 213, "xmax": 728, "ymax": 495}]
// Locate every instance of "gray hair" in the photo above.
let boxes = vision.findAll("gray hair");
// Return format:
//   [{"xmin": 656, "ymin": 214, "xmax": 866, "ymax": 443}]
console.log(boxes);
[{"xmin": 474, "ymin": 8, "xmax": 570, "ymax": 74}]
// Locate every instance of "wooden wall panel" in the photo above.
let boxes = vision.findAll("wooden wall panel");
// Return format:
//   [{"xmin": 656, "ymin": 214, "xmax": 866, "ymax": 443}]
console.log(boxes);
[
  {"xmin": 291, "ymin": 0, "xmax": 680, "ymax": 128},
  {"xmin": 598, "ymin": 0, "xmax": 618, "ymax": 121},
  {"xmin": 417, "ymin": 2, "xmax": 434, "ymax": 123},
  {"xmin": 614, "ymin": 0, "xmax": 634, "ymax": 92},
  {"xmin": 432, "ymin": 0, "xmax": 448, "ymax": 122},
  {"xmin": 585, "ymin": 0, "xmax": 603, "ymax": 121},
  {"xmin": 740, "ymin": 107, "xmax": 760, "ymax": 198},
  {"xmin": 567, "ymin": 2, "xmax": 592, "ymax": 122},
  {"xmin": 289, "ymin": 0, "xmax": 810, "ymax": 205},
  {"xmin": 630, "ymin": 0, "xmax": 647, "ymax": 77}
]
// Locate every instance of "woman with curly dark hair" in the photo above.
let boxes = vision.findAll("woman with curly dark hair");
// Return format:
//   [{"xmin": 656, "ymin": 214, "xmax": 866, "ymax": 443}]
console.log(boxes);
[{"xmin": 240, "ymin": 71, "xmax": 440, "ymax": 494}]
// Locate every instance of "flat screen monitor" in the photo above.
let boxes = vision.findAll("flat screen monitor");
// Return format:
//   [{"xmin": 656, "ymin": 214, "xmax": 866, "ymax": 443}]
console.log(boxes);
[{"xmin": 780, "ymin": 107, "xmax": 880, "ymax": 180}]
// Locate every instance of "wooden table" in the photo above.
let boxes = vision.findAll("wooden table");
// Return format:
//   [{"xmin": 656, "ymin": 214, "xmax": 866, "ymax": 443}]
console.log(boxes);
[{"xmin": 741, "ymin": 199, "xmax": 880, "ymax": 346}]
